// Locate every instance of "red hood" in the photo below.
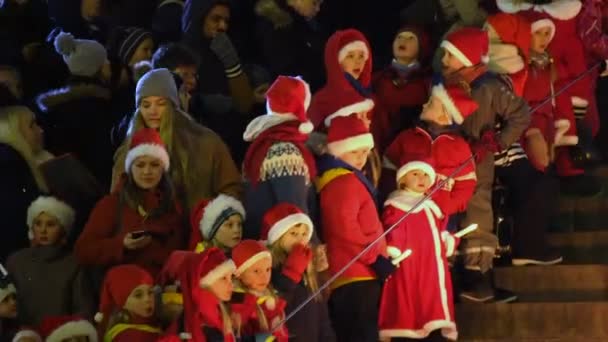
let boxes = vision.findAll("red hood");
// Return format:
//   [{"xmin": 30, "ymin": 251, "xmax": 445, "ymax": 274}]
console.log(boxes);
[{"xmin": 324, "ymin": 29, "xmax": 373, "ymax": 89}]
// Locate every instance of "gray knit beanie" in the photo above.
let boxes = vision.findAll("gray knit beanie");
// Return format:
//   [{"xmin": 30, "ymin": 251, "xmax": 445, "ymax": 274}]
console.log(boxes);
[
  {"xmin": 135, "ymin": 68, "xmax": 179, "ymax": 108},
  {"xmin": 54, "ymin": 32, "xmax": 107, "ymax": 77}
]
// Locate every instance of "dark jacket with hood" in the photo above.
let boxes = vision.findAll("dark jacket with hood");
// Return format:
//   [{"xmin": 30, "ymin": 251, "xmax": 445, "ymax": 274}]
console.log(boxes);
[
  {"xmin": 47, "ymin": 0, "xmax": 108, "ymax": 43},
  {"xmin": 35, "ymin": 77, "xmax": 117, "ymax": 189},
  {"xmin": 254, "ymin": 0, "xmax": 327, "ymax": 92}
]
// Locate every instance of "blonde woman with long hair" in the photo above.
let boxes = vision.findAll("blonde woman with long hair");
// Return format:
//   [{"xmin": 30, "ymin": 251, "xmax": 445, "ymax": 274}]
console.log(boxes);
[
  {"xmin": 0, "ymin": 105, "xmax": 53, "ymax": 260},
  {"xmin": 111, "ymin": 68, "xmax": 242, "ymax": 212}
]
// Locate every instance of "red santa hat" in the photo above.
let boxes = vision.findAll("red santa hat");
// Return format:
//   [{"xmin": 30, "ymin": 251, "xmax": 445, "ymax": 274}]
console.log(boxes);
[
  {"xmin": 232, "ymin": 240, "xmax": 272, "ymax": 277},
  {"xmin": 397, "ymin": 153, "xmax": 436, "ymax": 185},
  {"xmin": 520, "ymin": 10, "xmax": 556, "ymax": 43},
  {"xmin": 265, "ymin": 75, "xmax": 313, "ymax": 134},
  {"xmin": 260, "ymin": 203, "xmax": 313, "ymax": 246},
  {"xmin": 486, "ymin": 12, "xmax": 532, "ymax": 61},
  {"xmin": 12, "ymin": 328, "xmax": 42, "ymax": 342},
  {"xmin": 197, "ymin": 247, "xmax": 236, "ymax": 288},
  {"xmin": 496, "ymin": 0, "xmax": 582, "ymax": 21},
  {"xmin": 189, "ymin": 194, "xmax": 245, "ymax": 248},
  {"xmin": 327, "ymin": 114, "xmax": 375, "ymax": 156},
  {"xmin": 335, "ymin": 30, "xmax": 370, "ymax": 63},
  {"xmin": 26, "ymin": 196, "xmax": 75, "ymax": 240},
  {"xmin": 430, "ymin": 83, "xmax": 479, "ymax": 124},
  {"xmin": 322, "ymin": 89, "xmax": 375, "ymax": 128},
  {"xmin": 39, "ymin": 316, "xmax": 98, "ymax": 342},
  {"xmin": 441, "ymin": 27, "xmax": 490, "ymax": 67},
  {"xmin": 94, "ymin": 264, "xmax": 154, "ymax": 324},
  {"xmin": 124, "ymin": 127, "xmax": 170, "ymax": 172}
]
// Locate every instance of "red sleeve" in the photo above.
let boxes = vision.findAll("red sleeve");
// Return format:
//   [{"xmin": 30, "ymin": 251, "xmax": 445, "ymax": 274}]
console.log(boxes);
[
  {"xmin": 112, "ymin": 329, "xmax": 160, "ymax": 342},
  {"xmin": 433, "ymin": 139, "xmax": 477, "ymax": 216},
  {"xmin": 74, "ymin": 195, "xmax": 126, "ymax": 266},
  {"xmin": 381, "ymin": 206, "xmax": 407, "ymax": 250}
]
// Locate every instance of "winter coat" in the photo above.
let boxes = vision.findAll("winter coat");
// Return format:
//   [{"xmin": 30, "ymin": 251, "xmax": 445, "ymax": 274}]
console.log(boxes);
[
  {"xmin": 316, "ymin": 155, "xmax": 387, "ymax": 289},
  {"xmin": 0, "ymin": 144, "xmax": 41, "ymax": 262},
  {"xmin": 579, "ymin": 0, "xmax": 608, "ymax": 61},
  {"xmin": 381, "ymin": 125, "xmax": 476, "ymax": 216},
  {"xmin": 152, "ymin": 0, "xmax": 185, "ymax": 43},
  {"xmin": 74, "ymin": 190, "xmax": 186, "ymax": 277},
  {"xmin": 271, "ymin": 266, "xmax": 335, "ymax": 342},
  {"xmin": 112, "ymin": 108, "xmax": 242, "ymax": 212},
  {"xmin": 6, "ymin": 245, "xmax": 95, "ymax": 326},
  {"xmin": 230, "ymin": 288, "xmax": 289, "ymax": 341},
  {"xmin": 254, "ymin": 0, "xmax": 327, "ymax": 91},
  {"xmin": 104, "ymin": 316, "xmax": 162, "ymax": 342},
  {"xmin": 371, "ymin": 65, "xmax": 431, "ymax": 152},
  {"xmin": 36, "ymin": 80, "xmax": 118, "ymax": 189},
  {"xmin": 0, "ymin": 0, "xmax": 50, "ymax": 51},
  {"xmin": 378, "ymin": 191, "xmax": 457, "ymax": 340},
  {"xmin": 47, "ymin": 0, "xmax": 108, "ymax": 43}
]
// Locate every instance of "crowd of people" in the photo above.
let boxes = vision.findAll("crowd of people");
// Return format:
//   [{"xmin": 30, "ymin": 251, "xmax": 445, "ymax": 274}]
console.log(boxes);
[{"xmin": 1, "ymin": 0, "xmax": 608, "ymax": 341}]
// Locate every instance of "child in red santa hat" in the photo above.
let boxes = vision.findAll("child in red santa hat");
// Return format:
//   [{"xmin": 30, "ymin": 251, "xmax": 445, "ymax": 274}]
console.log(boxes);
[
  {"xmin": 316, "ymin": 114, "xmax": 394, "ymax": 341},
  {"xmin": 165, "ymin": 247, "xmax": 244, "ymax": 342},
  {"xmin": 0, "ymin": 264, "xmax": 19, "ymax": 341},
  {"xmin": 11, "ymin": 327, "xmax": 41, "ymax": 342},
  {"xmin": 261, "ymin": 203, "xmax": 335, "ymax": 342},
  {"xmin": 379, "ymin": 152, "xmax": 458, "ymax": 341},
  {"xmin": 372, "ymin": 25, "xmax": 432, "ymax": 153},
  {"xmin": 381, "ymin": 83, "xmax": 477, "ymax": 217},
  {"xmin": 242, "ymin": 75, "xmax": 317, "ymax": 240},
  {"xmin": 6, "ymin": 196, "xmax": 94, "ymax": 326},
  {"xmin": 230, "ymin": 240, "xmax": 288, "ymax": 341},
  {"xmin": 94, "ymin": 264, "xmax": 161, "ymax": 341},
  {"xmin": 156, "ymin": 250, "xmax": 196, "ymax": 331},
  {"xmin": 189, "ymin": 194, "xmax": 246, "ymax": 255},
  {"xmin": 38, "ymin": 316, "xmax": 98, "ymax": 342}
]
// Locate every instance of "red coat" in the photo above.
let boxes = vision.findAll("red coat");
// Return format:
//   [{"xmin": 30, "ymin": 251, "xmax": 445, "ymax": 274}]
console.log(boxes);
[
  {"xmin": 378, "ymin": 192, "xmax": 457, "ymax": 340},
  {"xmin": 231, "ymin": 289, "xmax": 289, "ymax": 341},
  {"xmin": 104, "ymin": 316, "xmax": 162, "ymax": 342},
  {"xmin": 318, "ymin": 171, "xmax": 387, "ymax": 287},
  {"xmin": 75, "ymin": 190, "xmax": 186, "ymax": 277},
  {"xmin": 381, "ymin": 127, "xmax": 476, "ymax": 216},
  {"xmin": 371, "ymin": 66, "xmax": 431, "ymax": 152}
]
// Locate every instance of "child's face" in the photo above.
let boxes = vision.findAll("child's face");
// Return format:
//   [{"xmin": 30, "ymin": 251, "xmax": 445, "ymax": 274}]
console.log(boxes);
[
  {"xmin": 173, "ymin": 65, "xmax": 198, "ymax": 94},
  {"xmin": 32, "ymin": 212, "xmax": 65, "ymax": 246},
  {"xmin": 393, "ymin": 32, "xmax": 419, "ymax": 63},
  {"xmin": 338, "ymin": 147, "xmax": 371, "ymax": 171},
  {"xmin": 441, "ymin": 49, "xmax": 465, "ymax": 75},
  {"xmin": 204, "ymin": 272, "xmax": 233, "ymax": 302},
  {"xmin": 340, "ymin": 49, "xmax": 367, "ymax": 80},
  {"xmin": 531, "ymin": 27, "xmax": 552, "ymax": 54},
  {"xmin": 214, "ymin": 214, "xmax": 243, "ymax": 249},
  {"xmin": 124, "ymin": 284, "xmax": 155, "ymax": 319},
  {"xmin": 239, "ymin": 257, "xmax": 272, "ymax": 292},
  {"xmin": 131, "ymin": 155, "xmax": 164, "ymax": 190},
  {"xmin": 129, "ymin": 38, "xmax": 154, "ymax": 67},
  {"xmin": 399, "ymin": 169, "xmax": 432, "ymax": 193},
  {"xmin": 0, "ymin": 293, "xmax": 17, "ymax": 319},
  {"xmin": 279, "ymin": 223, "xmax": 311, "ymax": 253},
  {"xmin": 420, "ymin": 96, "xmax": 451, "ymax": 126},
  {"xmin": 140, "ymin": 96, "xmax": 168, "ymax": 129}
]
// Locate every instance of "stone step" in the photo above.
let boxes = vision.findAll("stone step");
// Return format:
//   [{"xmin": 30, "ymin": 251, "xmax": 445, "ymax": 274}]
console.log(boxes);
[
  {"xmin": 456, "ymin": 300, "xmax": 608, "ymax": 340},
  {"xmin": 493, "ymin": 265, "xmax": 608, "ymax": 292},
  {"xmin": 546, "ymin": 231, "xmax": 608, "ymax": 263}
]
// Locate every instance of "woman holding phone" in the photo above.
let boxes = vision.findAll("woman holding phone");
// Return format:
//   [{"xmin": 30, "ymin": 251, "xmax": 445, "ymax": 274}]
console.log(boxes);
[{"xmin": 75, "ymin": 128, "xmax": 186, "ymax": 276}]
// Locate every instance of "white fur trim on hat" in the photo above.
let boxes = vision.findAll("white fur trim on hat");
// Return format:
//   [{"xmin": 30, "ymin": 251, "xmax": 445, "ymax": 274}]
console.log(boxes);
[
  {"xmin": 396, "ymin": 161, "xmax": 437, "ymax": 185},
  {"xmin": 12, "ymin": 329, "xmax": 42, "ymax": 342},
  {"xmin": 235, "ymin": 251, "xmax": 272, "ymax": 276},
  {"xmin": 200, "ymin": 194, "xmax": 246, "ymax": 240},
  {"xmin": 200, "ymin": 260, "xmax": 236, "ymax": 287},
  {"xmin": 338, "ymin": 40, "xmax": 369, "ymax": 62},
  {"xmin": 531, "ymin": 19, "xmax": 556, "ymax": 43},
  {"xmin": 244, "ymin": 113, "xmax": 298, "ymax": 142},
  {"xmin": 26, "ymin": 196, "xmax": 76, "ymax": 240},
  {"xmin": 441, "ymin": 40, "xmax": 473, "ymax": 67},
  {"xmin": 327, "ymin": 133, "xmax": 375, "ymax": 156},
  {"xmin": 125, "ymin": 143, "xmax": 170, "ymax": 172},
  {"xmin": 266, "ymin": 213, "xmax": 314, "ymax": 245},
  {"xmin": 0, "ymin": 283, "xmax": 16, "ymax": 303},
  {"xmin": 572, "ymin": 96, "xmax": 589, "ymax": 107},
  {"xmin": 496, "ymin": 0, "xmax": 581, "ymax": 21},
  {"xmin": 45, "ymin": 320, "xmax": 98, "ymax": 342},
  {"xmin": 324, "ymin": 99, "xmax": 375, "ymax": 127},
  {"xmin": 432, "ymin": 84, "xmax": 463, "ymax": 124}
]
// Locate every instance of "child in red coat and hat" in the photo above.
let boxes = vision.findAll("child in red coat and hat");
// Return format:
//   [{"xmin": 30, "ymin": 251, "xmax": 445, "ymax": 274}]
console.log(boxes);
[
  {"xmin": 95, "ymin": 264, "xmax": 162, "ymax": 341},
  {"xmin": 261, "ymin": 203, "xmax": 335, "ymax": 342},
  {"xmin": 381, "ymin": 83, "xmax": 477, "ymax": 217},
  {"xmin": 372, "ymin": 25, "xmax": 432, "ymax": 153},
  {"xmin": 189, "ymin": 194, "xmax": 246, "ymax": 255},
  {"xmin": 39, "ymin": 315, "xmax": 97, "ymax": 342},
  {"xmin": 379, "ymin": 153, "xmax": 458, "ymax": 341},
  {"xmin": 316, "ymin": 114, "xmax": 394, "ymax": 342},
  {"xmin": 230, "ymin": 240, "xmax": 289, "ymax": 341}
]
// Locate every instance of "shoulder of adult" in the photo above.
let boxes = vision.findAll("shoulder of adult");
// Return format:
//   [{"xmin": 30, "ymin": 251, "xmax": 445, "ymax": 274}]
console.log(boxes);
[{"xmin": 254, "ymin": 0, "xmax": 294, "ymax": 29}]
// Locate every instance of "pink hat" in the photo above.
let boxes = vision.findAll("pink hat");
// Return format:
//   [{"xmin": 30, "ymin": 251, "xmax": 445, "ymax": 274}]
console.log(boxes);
[
  {"xmin": 260, "ymin": 203, "xmax": 313, "ymax": 245},
  {"xmin": 441, "ymin": 27, "xmax": 490, "ymax": 67},
  {"xmin": 326, "ymin": 115, "xmax": 375, "ymax": 156}
]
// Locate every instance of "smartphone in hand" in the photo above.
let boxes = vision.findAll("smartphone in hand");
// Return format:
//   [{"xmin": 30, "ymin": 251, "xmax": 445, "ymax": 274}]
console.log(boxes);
[{"xmin": 130, "ymin": 230, "xmax": 150, "ymax": 239}]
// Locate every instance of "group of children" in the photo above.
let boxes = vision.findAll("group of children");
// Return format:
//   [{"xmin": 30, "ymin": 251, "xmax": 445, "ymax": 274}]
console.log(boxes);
[{"xmin": 4, "ymin": 0, "xmax": 604, "ymax": 341}]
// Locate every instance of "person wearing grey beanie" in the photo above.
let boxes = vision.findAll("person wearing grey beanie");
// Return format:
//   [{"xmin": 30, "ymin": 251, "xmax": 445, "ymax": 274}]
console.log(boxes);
[
  {"xmin": 111, "ymin": 68, "xmax": 242, "ymax": 211},
  {"xmin": 54, "ymin": 31, "xmax": 108, "ymax": 77}
]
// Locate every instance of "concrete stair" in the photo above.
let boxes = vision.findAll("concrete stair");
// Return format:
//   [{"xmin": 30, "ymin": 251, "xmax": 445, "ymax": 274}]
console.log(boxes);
[{"xmin": 456, "ymin": 167, "xmax": 608, "ymax": 342}]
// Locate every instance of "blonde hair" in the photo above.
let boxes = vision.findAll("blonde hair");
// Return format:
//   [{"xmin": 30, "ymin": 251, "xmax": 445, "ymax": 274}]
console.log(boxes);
[
  {"xmin": 0, "ymin": 106, "xmax": 48, "ymax": 192},
  {"xmin": 200, "ymin": 285, "xmax": 235, "ymax": 338},
  {"xmin": 269, "ymin": 237, "xmax": 320, "ymax": 301}
]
